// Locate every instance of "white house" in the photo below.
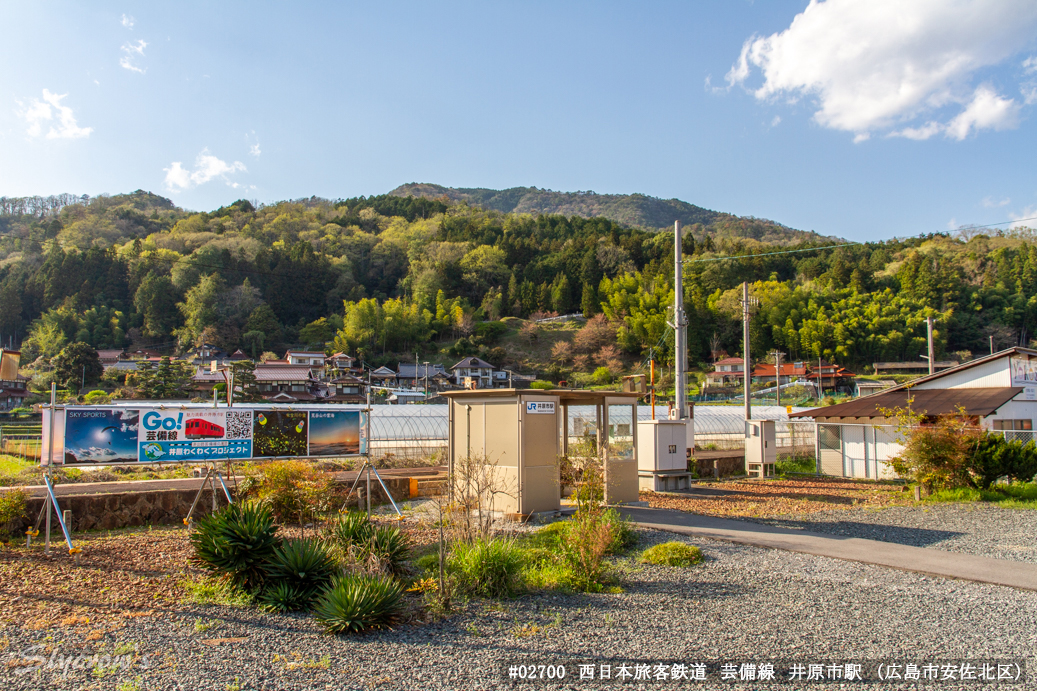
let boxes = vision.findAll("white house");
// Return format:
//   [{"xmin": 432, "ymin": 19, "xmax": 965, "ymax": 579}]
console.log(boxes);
[
  {"xmin": 285, "ymin": 350, "xmax": 326, "ymax": 367},
  {"xmin": 791, "ymin": 347, "xmax": 1037, "ymax": 479},
  {"xmin": 450, "ymin": 356, "xmax": 495, "ymax": 389}
]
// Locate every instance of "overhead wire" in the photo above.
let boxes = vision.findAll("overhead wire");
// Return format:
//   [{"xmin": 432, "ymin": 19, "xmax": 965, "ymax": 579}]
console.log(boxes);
[{"xmin": 681, "ymin": 215, "xmax": 1037, "ymax": 265}]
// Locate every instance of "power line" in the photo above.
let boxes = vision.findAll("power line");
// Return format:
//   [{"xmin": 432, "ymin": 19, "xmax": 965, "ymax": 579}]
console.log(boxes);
[{"xmin": 682, "ymin": 215, "xmax": 1037, "ymax": 265}]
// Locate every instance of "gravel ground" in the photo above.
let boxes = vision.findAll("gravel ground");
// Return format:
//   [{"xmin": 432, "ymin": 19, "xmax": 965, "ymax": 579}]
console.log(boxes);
[
  {"xmin": 746, "ymin": 503, "xmax": 1037, "ymax": 564},
  {"xmin": 4, "ymin": 528, "xmax": 1036, "ymax": 691}
]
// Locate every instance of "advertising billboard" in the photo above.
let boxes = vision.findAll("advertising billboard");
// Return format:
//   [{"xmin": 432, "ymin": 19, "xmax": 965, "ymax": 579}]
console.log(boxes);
[{"xmin": 43, "ymin": 405, "xmax": 367, "ymax": 466}]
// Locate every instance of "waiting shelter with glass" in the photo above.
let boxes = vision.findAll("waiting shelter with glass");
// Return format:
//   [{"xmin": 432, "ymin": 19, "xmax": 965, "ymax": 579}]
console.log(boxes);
[{"xmin": 441, "ymin": 389, "xmax": 641, "ymax": 516}]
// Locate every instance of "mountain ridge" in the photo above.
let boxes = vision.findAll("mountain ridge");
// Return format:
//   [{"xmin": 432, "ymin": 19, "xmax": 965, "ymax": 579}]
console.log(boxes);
[{"xmin": 389, "ymin": 182, "xmax": 833, "ymax": 244}]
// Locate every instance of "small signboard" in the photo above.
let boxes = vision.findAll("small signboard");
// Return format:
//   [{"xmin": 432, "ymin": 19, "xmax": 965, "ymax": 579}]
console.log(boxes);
[{"xmin": 525, "ymin": 401, "xmax": 555, "ymax": 415}]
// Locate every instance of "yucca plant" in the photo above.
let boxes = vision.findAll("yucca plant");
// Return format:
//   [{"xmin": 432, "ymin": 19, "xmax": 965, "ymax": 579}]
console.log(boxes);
[
  {"xmin": 365, "ymin": 525, "xmax": 410, "ymax": 576},
  {"xmin": 189, "ymin": 501, "xmax": 279, "ymax": 591},
  {"xmin": 313, "ymin": 573, "xmax": 404, "ymax": 634},
  {"xmin": 258, "ymin": 581, "xmax": 312, "ymax": 613},
  {"xmin": 264, "ymin": 537, "xmax": 338, "ymax": 600},
  {"xmin": 331, "ymin": 511, "xmax": 374, "ymax": 549}
]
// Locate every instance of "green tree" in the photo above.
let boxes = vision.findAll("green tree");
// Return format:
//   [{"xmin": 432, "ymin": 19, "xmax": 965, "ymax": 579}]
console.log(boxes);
[
  {"xmin": 52, "ymin": 342, "xmax": 103, "ymax": 392},
  {"xmin": 244, "ymin": 304, "xmax": 284, "ymax": 348},
  {"xmin": 127, "ymin": 357, "xmax": 195, "ymax": 399},
  {"xmin": 551, "ymin": 274, "xmax": 572, "ymax": 313},
  {"xmin": 177, "ymin": 273, "xmax": 225, "ymax": 346},
  {"xmin": 231, "ymin": 361, "xmax": 263, "ymax": 402},
  {"xmin": 134, "ymin": 271, "xmax": 180, "ymax": 337},
  {"xmin": 298, "ymin": 317, "xmax": 335, "ymax": 350}
]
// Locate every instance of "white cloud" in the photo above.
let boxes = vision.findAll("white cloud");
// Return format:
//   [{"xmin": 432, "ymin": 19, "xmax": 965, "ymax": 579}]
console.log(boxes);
[
  {"xmin": 164, "ymin": 149, "xmax": 247, "ymax": 191},
  {"xmin": 948, "ymin": 218, "xmax": 959, "ymax": 230},
  {"xmin": 726, "ymin": 0, "xmax": 1037, "ymax": 141},
  {"xmin": 121, "ymin": 14, "xmax": 134, "ymax": 29},
  {"xmin": 770, "ymin": 115, "xmax": 781, "ymax": 127},
  {"xmin": 983, "ymin": 195, "xmax": 1011, "ymax": 207},
  {"xmin": 120, "ymin": 39, "xmax": 148, "ymax": 73},
  {"xmin": 16, "ymin": 89, "xmax": 92, "ymax": 139}
]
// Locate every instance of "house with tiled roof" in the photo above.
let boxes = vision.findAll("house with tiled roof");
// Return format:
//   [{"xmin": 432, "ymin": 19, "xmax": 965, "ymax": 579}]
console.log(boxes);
[
  {"xmin": 254, "ymin": 364, "xmax": 317, "ymax": 401},
  {"xmin": 705, "ymin": 357, "xmax": 745, "ymax": 387},
  {"xmin": 450, "ymin": 356, "xmax": 495, "ymax": 389}
]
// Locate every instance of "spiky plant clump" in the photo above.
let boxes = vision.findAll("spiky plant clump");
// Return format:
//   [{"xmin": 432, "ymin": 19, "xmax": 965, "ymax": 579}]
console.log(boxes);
[
  {"xmin": 365, "ymin": 525, "xmax": 410, "ymax": 576},
  {"xmin": 189, "ymin": 501, "xmax": 279, "ymax": 591},
  {"xmin": 259, "ymin": 581, "xmax": 312, "ymax": 612},
  {"xmin": 264, "ymin": 538, "xmax": 338, "ymax": 600},
  {"xmin": 332, "ymin": 511, "xmax": 374, "ymax": 549},
  {"xmin": 313, "ymin": 573, "xmax": 404, "ymax": 634}
]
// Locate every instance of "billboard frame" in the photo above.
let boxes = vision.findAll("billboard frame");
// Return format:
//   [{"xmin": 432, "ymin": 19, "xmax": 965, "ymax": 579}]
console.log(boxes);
[{"xmin": 43, "ymin": 402, "xmax": 372, "ymax": 468}]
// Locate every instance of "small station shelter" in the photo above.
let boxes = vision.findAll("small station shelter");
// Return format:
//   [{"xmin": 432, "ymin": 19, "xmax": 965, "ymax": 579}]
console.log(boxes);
[{"xmin": 441, "ymin": 389, "xmax": 641, "ymax": 516}]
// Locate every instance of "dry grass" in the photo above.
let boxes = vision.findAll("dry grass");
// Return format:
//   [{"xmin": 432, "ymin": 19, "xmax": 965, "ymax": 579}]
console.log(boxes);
[
  {"xmin": 641, "ymin": 477, "xmax": 912, "ymax": 519},
  {"xmin": 0, "ymin": 517, "xmax": 439, "ymax": 638}
]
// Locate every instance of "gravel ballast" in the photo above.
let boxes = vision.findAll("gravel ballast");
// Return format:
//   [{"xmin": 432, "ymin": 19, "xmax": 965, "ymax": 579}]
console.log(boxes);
[
  {"xmin": 4, "ymin": 528, "xmax": 1036, "ymax": 691},
  {"xmin": 747, "ymin": 503, "xmax": 1037, "ymax": 563}
]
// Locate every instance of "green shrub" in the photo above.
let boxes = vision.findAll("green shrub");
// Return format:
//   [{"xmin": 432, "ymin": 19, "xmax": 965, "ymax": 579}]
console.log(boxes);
[
  {"xmin": 264, "ymin": 538, "xmax": 337, "ymax": 598},
  {"xmin": 331, "ymin": 511, "xmax": 374, "ymax": 549},
  {"xmin": 449, "ymin": 537, "xmax": 524, "ymax": 598},
  {"xmin": 189, "ymin": 502, "xmax": 279, "ymax": 591},
  {"xmin": 365, "ymin": 525, "xmax": 410, "ymax": 576},
  {"xmin": 259, "ymin": 581, "xmax": 314, "ymax": 613},
  {"xmin": 970, "ymin": 436, "xmax": 1037, "ymax": 488},
  {"xmin": 639, "ymin": 542, "xmax": 703, "ymax": 567},
  {"xmin": 313, "ymin": 573, "xmax": 404, "ymax": 634},
  {"xmin": 529, "ymin": 380, "xmax": 555, "ymax": 390},
  {"xmin": 414, "ymin": 552, "xmax": 439, "ymax": 575},
  {"xmin": 245, "ymin": 460, "xmax": 334, "ymax": 524},
  {"xmin": 0, "ymin": 488, "xmax": 28, "ymax": 538},
  {"xmin": 559, "ymin": 508, "xmax": 632, "ymax": 592}
]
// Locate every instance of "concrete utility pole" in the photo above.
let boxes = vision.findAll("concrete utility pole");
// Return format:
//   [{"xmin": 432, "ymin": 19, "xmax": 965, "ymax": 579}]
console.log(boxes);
[
  {"xmin": 672, "ymin": 220, "xmax": 689, "ymax": 420},
  {"xmin": 926, "ymin": 316, "xmax": 935, "ymax": 375},
  {"xmin": 740, "ymin": 282, "xmax": 758, "ymax": 422},
  {"xmin": 771, "ymin": 350, "xmax": 785, "ymax": 408},
  {"xmin": 990, "ymin": 335, "xmax": 994, "ymax": 355}
]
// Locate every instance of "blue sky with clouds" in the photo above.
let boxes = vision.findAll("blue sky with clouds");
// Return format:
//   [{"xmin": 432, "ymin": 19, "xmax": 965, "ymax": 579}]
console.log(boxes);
[{"xmin": 3, "ymin": 1, "xmax": 1037, "ymax": 241}]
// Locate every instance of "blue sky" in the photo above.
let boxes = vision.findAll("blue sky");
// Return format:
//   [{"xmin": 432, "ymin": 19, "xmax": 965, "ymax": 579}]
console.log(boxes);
[{"xmin": 3, "ymin": 1, "xmax": 1037, "ymax": 241}]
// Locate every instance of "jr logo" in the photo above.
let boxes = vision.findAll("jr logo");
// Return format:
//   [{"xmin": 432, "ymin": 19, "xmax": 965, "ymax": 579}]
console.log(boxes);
[
  {"xmin": 525, "ymin": 402, "xmax": 555, "ymax": 414},
  {"xmin": 142, "ymin": 412, "xmax": 184, "ymax": 431}
]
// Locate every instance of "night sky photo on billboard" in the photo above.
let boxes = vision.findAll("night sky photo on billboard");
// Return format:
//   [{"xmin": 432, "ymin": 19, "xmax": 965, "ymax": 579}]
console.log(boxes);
[
  {"xmin": 308, "ymin": 411, "xmax": 360, "ymax": 456},
  {"xmin": 252, "ymin": 411, "xmax": 307, "ymax": 457},
  {"xmin": 63, "ymin": 409, "xmax": 139, "ymax": 464}
]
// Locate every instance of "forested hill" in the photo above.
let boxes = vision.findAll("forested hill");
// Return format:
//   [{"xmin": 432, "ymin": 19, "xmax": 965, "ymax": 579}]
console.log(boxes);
[
  {"xmin": 1, "ymin": 188, "xmax": 1037, "ymax": 381},
  {"xmin": 390, "ymin": 183, "xmax": 828, "ymax": 245}
]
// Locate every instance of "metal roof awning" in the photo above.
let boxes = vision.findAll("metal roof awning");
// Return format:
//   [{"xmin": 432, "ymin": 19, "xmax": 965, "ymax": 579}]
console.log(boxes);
[{"xmin": 790, "ymin": 387, "xmax": 1024, "ymax": 421}]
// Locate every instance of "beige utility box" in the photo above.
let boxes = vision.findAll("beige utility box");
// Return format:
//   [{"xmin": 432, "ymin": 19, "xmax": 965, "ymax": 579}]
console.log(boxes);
[
  {"xmin": 636, "ymin": 419, "xmax": 693, "ymax": 491},
  {"xmin": 745, "ymin": 419, "xmax": 776, "ymax": 478}
]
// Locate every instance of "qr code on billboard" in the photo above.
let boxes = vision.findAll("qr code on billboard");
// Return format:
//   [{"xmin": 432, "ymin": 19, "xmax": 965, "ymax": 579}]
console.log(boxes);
[{"xmin": 225, "ymin": 411, "xmax": 253, "ymax": 439}]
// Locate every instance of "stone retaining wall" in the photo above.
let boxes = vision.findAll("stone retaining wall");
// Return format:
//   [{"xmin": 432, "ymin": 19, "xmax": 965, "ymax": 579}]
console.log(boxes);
[
  {"xmin": 13, "ymin": 476, "xmax": 414, "ymax": 535},
  {"xmin": 693, "ymin": 455, "xmax": 745, "ymax": 478}
]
